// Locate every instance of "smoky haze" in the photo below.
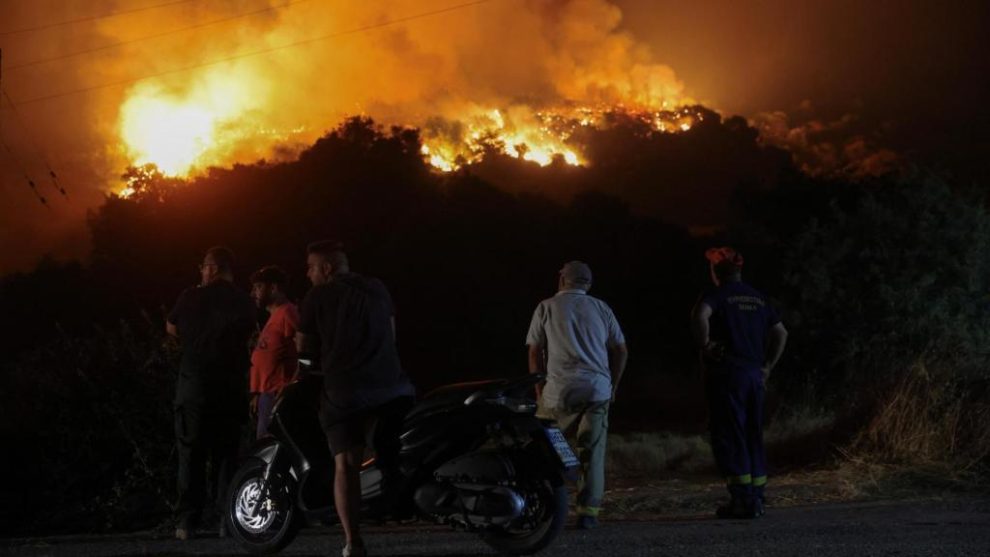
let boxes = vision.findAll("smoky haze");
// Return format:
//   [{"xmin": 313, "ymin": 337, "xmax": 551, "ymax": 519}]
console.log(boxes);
[{"xmin": 1, "ymin": 0, "xmax": 987, "ymax": 273}]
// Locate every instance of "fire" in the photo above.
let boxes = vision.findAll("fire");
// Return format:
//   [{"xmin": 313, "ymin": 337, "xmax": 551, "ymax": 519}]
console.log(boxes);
[
  {"xmin": 114, "ymin": 60, "xmax": 698, "ymax": 181},
  {"xmin": 120, "ymin": 98, "xmax": 216, "ymax": 176},
  {"xmin": 419, "ymin": 104, "xmax": 704, "ymax": 172},
  {"xmin": 118, "ymin": 67, "xmax": 271, "ymax": 177},
  {"xmin": 100, "ymin": 0, "xmax": 697, "ymax": 187},
  {"xmin": 117, "ymin": 69, "xmax": 701, "ymax": 180}
]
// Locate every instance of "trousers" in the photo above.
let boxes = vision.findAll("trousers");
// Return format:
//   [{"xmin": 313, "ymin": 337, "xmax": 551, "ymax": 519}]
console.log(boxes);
[
  {"xmin": 174, "ymin": 399, "xmax": 244, "ymax": 521},
  {"xmin": 538, "ymin": 400, "xmax": 610, "ymax": 516},
  {"xmin": 706, "ymin": 366, "xmax": 767, "ymax": 502}
]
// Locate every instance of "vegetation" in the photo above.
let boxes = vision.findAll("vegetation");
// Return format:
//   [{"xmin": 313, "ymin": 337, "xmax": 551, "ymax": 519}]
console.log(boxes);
[{"xmin": 2, "ymin": 116, "xmax": 988, "ymax": 536}]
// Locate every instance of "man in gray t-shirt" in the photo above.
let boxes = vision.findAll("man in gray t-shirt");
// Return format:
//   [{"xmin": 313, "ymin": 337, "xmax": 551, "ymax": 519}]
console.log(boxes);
[{"xmin": 526, "ymin": 261, "xmax": 628, "ymax": 529}]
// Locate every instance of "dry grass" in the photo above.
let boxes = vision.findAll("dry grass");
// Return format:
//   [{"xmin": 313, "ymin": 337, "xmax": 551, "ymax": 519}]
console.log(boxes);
[
  {"xmin": 848, "ymin": 363, "xmax": 990, "ymax": 470},
  {"xmin": 600, "ymin": 373, "xmax": 990, "ymax": 518},
  {"xmin": 765, "ymin": 406, "xmax": 835, "ymax": 445},
  {"xmin": 607, "ymin": 432, "xmax": 712, "ymax": 475},
  {"xmin": 606, "ymin": 406, "xmax": 838, "ymax": 477}
]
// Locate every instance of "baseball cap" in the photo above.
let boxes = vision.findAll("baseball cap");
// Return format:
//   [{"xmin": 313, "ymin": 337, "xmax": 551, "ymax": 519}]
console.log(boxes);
[{"xmin": 560, "ymin": 261, "xmax": 593, "ymax": 285}]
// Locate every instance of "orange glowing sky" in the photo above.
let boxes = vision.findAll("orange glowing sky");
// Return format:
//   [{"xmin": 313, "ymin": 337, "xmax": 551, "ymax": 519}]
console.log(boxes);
[{"xmin": 1, "ymin": 0, "xmax": 988, "ymax": 273}]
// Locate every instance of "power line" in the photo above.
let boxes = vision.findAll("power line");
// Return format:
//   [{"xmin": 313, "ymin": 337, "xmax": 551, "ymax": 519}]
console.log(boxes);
[
  {"xmin": 0, "ymin": 0, "xmax": 199, "ymax": 37},
  {"xmin": 1, "ymin": 88, "xmax": 68, "ymax": 197},
  {"xmin": 1, "ymin": 139, "xmax": 49, "ymax": 207},
  {"xmin": 6, "ymin": 0, "xmax": 313, "ymax": 72},
  {"xmin": 10, "ymin": 0, "xmax": 499, "ymax": 106}
]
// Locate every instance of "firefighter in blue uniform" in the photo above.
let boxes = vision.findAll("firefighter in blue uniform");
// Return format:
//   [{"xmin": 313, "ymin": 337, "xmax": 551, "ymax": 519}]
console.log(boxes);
[{"xmin": 691, "ymin": 247, "xmax": 788, "ymax": 518}]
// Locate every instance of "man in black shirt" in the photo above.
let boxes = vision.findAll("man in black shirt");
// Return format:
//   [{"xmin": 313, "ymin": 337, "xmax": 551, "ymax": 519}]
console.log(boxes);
[
  {"xmin": 296, "ymin": 241, "xmax": 414, "ymax": 557},
  {"xmin": 166, "ymin": 246, "xmax": 255, "ymax": 540}
]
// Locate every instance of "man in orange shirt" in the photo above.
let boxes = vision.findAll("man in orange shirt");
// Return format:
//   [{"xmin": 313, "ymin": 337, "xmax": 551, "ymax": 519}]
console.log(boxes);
[{"xmin": 249, "ymin": 266, "xmax": 300, "ymax": 439}]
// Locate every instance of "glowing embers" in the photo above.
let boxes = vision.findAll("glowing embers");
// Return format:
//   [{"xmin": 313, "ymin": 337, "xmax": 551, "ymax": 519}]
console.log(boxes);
[
  {"xmin": 420, "ymin": 105, "xmax": 704, "ymax": 172},
  {"xmin": 418, "ymin": 108, "xmax": 583, "ymax": 173}
]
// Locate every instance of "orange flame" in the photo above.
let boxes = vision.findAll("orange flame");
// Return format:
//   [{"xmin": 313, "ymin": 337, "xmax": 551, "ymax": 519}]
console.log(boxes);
[{"xmin": 419, "ymin": 104, "xmax": 704, "ymax": 172}]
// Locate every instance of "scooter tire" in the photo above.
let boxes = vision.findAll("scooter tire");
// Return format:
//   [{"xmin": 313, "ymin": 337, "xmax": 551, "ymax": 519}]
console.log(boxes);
[
  {"xmin": 227, "ymin": 457, "xmax": 301, "ymax": 554},
  {"xmin": 481, "ymin": 483, "xmax": 569, "ymax": 556}
]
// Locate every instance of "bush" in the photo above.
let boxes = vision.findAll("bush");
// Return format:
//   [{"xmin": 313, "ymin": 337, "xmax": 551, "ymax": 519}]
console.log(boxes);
[
  {"xmin": 0, "ymin": 317, "xmax": 178, "ymax": 536},
  {"xmin": 768, "ymin": 176, "xmax": 990, "ymax": 403}
]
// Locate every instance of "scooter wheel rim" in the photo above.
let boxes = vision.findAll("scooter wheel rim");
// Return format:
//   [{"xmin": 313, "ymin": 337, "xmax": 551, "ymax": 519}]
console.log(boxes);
[{"xmin": 234, "ymin": 478, "xmax": 278, "ymax": 533}]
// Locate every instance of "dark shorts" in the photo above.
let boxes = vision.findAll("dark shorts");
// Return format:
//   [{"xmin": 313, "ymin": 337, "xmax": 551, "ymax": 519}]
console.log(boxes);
[
  {"xmin": 320, "ymin": 396, "xmax": 415, "ymax": 458},
  {"xmin": 323, "ymin": 410, "xmax": 372, "ymax": 456}
]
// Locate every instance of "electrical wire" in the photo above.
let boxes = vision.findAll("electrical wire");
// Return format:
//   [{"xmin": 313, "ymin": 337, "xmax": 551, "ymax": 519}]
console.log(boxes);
[
  {"xmin": 1, "ymin": 88, "xmax": 68, "ymax": 197},
  {"xmin": 0, "ymin": 139, "xmax": 49, "ymax": 207},
  {"xmin": 5, "ymin": 0, "xmax": 313, "ymax": 72},
  {"xmin": 0, "ymin": 0, "xmax": 199, "ymax": 37},
  {"xmin": 10, "ymin": 0, "xmax": 498, "ymax": 106}
]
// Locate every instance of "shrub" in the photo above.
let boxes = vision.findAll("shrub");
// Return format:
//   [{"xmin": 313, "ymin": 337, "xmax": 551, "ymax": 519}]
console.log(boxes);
[{"xmin": 0, "ymin": 317, "xmax": 178, "ymax": 536}]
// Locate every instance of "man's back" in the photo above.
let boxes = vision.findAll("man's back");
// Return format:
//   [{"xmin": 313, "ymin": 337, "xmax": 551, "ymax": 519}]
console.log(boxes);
[
  {"xmin": 527, "ymin": 290, "xmax": 625, "ymax": 407},
  {"xmin": 702, "ymin": 280, "xmax": 779, "ymax": 369},
  {"xmin": 169, "ymin": 281, "xmax": 255, "ymax": 396},
  {"xmin": 300, "ymin": 272, "xmax": 413, "ymax": 418}
]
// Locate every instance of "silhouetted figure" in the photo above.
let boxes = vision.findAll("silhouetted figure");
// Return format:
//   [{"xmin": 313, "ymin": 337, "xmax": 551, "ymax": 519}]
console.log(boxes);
[
  {"xmin": 295, "ymin": 241, "xmax": 415, "ymax": 557},
  {"xmin": 248, "ymin": 266, "xmax": 300, "ymax": 439},
  {"xmin": 166, "ymin": 246, "xmax": 255, "ymax": 540},
  {"xmin": 527, "ymin": 261, "xmax": 628, "ymax": 529},
  {"xmin": 691, "ymin": 247, "xmax": 788, "ymax": 519}
]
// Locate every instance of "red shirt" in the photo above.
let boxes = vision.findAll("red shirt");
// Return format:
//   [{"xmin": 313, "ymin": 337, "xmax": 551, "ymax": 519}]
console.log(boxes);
[{"xmin": 250, "ymin": 303, "xmax": 300, "ymax": 394}]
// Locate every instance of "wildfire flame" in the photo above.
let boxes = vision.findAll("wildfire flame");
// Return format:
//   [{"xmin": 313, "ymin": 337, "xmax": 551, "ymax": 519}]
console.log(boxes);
[
  {"xmin": 108, "ymin": 1, "xmax": 700, "ymax": 186},
  {"xmin": 118, "ymin": 67, "xmax": 289, "ymax": 178},
  {"xmin": 419, "ymin": 104, "xmax": 703, "ymax": 172},
  {"xmin": 118, "ymin": 76, "xmax": 702, "ymax": 182}
]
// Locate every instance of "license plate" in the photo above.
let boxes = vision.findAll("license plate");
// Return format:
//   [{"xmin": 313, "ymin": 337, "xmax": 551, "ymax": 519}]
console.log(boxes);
[{"xmin": 544, "ymin": 427, "xmax": 580, "ymax": 468}]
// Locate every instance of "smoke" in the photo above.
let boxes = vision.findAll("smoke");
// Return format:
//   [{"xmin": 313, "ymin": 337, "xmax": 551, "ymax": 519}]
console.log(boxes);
[
  {"xmin": 0, "ymin": 0, "xmax": 907, "ymax": 272},
  {"xmin": 0, "ymin": 0, "xmax": 692, "ymax": 270},
  {"xmin": 750, "ymin": 106, "xmax": 900, "ymax": 178}
]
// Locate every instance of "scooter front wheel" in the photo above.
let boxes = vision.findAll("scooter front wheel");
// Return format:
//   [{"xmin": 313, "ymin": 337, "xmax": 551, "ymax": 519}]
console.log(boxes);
[{"xmin": 227, "ymin": 457, "xmax": 300, "ymax": 554}]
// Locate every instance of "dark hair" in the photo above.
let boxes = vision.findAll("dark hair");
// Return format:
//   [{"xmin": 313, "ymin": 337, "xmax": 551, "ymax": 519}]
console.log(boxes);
[
  {"xmin": 205, "ymin": 246, "xmax": 235, "ymax": 273},
  {"xmin": 307, "ymin": 240, "xmax": 349, "ymax": 271},
  {"xmin": 250, "ymin": 265, "xmax": 288, "ymax": 288}
]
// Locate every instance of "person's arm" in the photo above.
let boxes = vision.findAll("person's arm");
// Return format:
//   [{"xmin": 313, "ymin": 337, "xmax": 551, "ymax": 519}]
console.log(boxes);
[
  {"xmin": 608, "ymin": 343, "xmax": 629, "ymax": 402},
  {"xmin": 525, "ymin": 303, "xmax": 548, "ymax": 399},
  {"xmin": 763, "ymin": 322, "xmax": 788, "ymax": 381},
  {"xmin": 690, "ymin": 302, "xmax": 713, "ymax": 350},
  {"xmin": 166, "ymin": 290, "xmax": 186, "ymax": 338},
  {"xmin": 527, "ymin": 343, "xmax": 547, "ymax": 399},
  {"xmin": 295, "ymin": 332, "xmax": 317, "ymax": 356},
  {"xmin": 281, "ymin": 305, "xmax": 302, "ymax": 381},
  {"xmin": 691, "ymin": 301, "xmax": 723, "ymax": 382},
  {"xmin": 296, "ymin": 290, "xmax": 319, "ymax": 358}
]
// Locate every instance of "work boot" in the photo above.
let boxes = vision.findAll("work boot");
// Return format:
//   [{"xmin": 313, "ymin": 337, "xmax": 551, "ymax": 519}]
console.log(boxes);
[{"xmin": 715, "ymin": 497, "xmax": 757, "ymax": 519}]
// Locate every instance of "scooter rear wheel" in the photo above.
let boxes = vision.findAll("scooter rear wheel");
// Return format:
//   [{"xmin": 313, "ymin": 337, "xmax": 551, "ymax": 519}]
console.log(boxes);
[
  {"xmin": 227, "ymin": 457, "xmax": 300, "ymax": 554},
  {"xmin": 481, "ymin": 481, "xmax": 569, "ymax": 556}
]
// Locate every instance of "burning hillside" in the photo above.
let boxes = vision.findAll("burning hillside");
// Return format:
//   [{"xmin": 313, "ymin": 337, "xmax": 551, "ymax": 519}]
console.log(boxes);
[
  {"xmin": 96, "ymin": 0, "xmax": 692, "ymax": 183},
  {"xmin": 418, "ymin": 103, "xmax": 704, "ymax": 172},
  {"xmin": 0, "ymin": 0, "xmax": 912, "ymax": 272}
]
